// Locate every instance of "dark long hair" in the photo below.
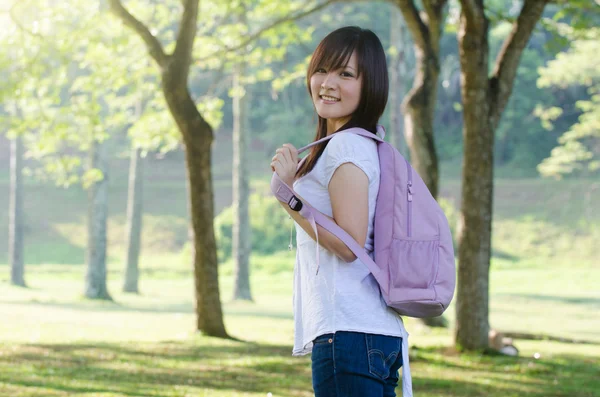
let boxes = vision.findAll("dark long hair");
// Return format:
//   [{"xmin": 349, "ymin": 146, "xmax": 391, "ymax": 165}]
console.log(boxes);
[{"xmin": 296, "ymin": 26, "xmax": 389, "ymax": 180}]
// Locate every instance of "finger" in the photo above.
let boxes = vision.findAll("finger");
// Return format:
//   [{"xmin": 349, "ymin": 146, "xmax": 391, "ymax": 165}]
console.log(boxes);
[
  {"xmin": 273, "ymin": 152, "xmax": 287, "ymax": 165},
  {"xmin": 272, "ymin": 159, "xmax": 284, "ymax": 176},
  {"xmin": 283, "ymin": 144, "xmax": 298, "ymax": 162},
  {"xmin": 270, "ymin": 160, "xmax": 280, "ymax": 173},
  {"xmin": 279, "ymin": 146, "xmax": 293, "ymax": 165},
  {"xmin": 275, "ymin": 149, "xmax": 287, "ymax": 165}
]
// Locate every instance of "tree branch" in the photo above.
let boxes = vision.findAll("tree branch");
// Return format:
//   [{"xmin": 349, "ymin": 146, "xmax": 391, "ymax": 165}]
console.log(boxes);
[
  {"xmin": 197, "ymin": 0, "xmax": 339, "ymax": 63},
  {"xmin": 489, "ymin": 0, "xmax": 549, "ymax": 128},
  {"xmin": 422, "ymin": 0, "xmax": 448, "ymax": 55},
  {"xmin": 172, "ymin": 0, "xmax": 198, "ymax": 76},
  {"xmin": 108, "ymin": 0, "xmax": 169, "ymax": 68},
  {"xmin": 394, "ymin": 0, "xmax": 429, "ymax": 50},
  {"xmin": 458, "ymin": 0, "xmax": 486, "ymax": 31}
]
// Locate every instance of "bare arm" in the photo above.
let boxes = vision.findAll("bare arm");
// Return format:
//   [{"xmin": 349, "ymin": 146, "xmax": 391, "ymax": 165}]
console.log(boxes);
[{"xmin": 281, "ymin": 162, "xmax": 369, "ymax": 263}]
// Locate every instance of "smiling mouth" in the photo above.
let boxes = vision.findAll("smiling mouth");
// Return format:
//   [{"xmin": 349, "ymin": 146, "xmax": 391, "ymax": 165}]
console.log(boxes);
[{"xmin": 319, "ymin": 95, "xmax": 340, "ymax": 102}]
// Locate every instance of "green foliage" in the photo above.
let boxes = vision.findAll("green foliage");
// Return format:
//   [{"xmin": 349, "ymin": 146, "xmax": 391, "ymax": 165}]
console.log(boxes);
[
  {"xmin": 214, "ymin": 193, "xmax": 293, "ymax": 262},
  {"xmin": 3, "ymin": 0, "xmax": 599, "ymax": 184},
  {"xmin": 536, "ymin": 28, "xmax": 600, "ymax": 178},
  {"xmin": 0, "ymin": 0, "xmax": 177, "ymax": 187}
]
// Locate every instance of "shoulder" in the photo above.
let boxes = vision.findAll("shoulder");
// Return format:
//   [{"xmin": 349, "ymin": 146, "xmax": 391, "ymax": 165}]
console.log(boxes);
[
  {"xmin": 328, "ymin": 131, "xmax": 377, "ymax": 148},
  {"xmin": 325, "ymin": 131, "xmax": 378, "ymax": 160},
  {"xmin": 322, "ymin": 131, "xmax": 379, "ymax": 184}
]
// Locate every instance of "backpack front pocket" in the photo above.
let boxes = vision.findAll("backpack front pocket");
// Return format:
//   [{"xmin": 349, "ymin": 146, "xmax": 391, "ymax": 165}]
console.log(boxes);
[{"xmin": 390, "ymin": 239, "xmax": 439, "ymax": 290}]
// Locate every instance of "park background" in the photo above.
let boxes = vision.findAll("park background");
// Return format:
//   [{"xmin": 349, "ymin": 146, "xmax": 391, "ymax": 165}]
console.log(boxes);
[{"xmin": 1, "ymin": 0, "xmax": 599, "ymax": 396}]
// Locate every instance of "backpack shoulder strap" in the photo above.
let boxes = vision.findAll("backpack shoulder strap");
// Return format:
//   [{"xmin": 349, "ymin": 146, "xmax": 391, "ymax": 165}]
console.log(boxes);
[
  {"xmin": 273, "ymin": 125, "xmax": 387, "ymax": 273},
  {"xmin": 310, "ymin": 208, "xmax": 383, "ymax": 279},
  {"xmin": 297, "ymin": 126, "xmax": 386, "ymax": 155},
  {"xmin": 296, "ymin": 126, "xmax": 386, "ymax": 168}
]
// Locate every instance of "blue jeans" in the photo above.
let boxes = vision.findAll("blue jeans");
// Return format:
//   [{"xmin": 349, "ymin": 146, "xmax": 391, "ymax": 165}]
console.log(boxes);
[{"xmin": 311, "ymin": 331, "xmax": 404, "ymax": 397}]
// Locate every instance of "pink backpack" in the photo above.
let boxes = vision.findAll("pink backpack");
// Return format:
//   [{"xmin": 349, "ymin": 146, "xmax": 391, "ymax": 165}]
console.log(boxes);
[{"xmin": 271, "ymin": 126, "xmax": 456, "ymax": 318}]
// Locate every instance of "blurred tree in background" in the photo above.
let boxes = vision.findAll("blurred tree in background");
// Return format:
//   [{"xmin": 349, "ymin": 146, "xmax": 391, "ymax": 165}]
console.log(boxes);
[{"xmin": 536, "ymin": 27, "xmax": 600, "ymax": 178}]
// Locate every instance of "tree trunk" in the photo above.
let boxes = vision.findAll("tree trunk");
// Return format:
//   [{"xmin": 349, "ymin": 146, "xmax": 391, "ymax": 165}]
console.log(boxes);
[
  {"xmin": 389, "ymin": 6, "xmax": 408, "ymax": 156},
  {"xmin": 162, "ymin": 67, "xmax": 229, "ymax": 338},
  {"xmin": 456, "ymin": 9, "xmax": 492, "ymax": 350},
  {"xmin": 123, "ymin": 145, "xmax": 143, "ymax": 293},
  {"xmin": 108, "ymin": 0, "xmax": 232, "ymax": 338},
  {"xmin": 395, "ymin": 0, "xmax": 447, "ymax": 200},
  {"xmin": 85, "ymin": 139, "xmax": 111, "ymax": 300},
  {"xmin": 232, "ymin": 64, "xmax": 252, "ymax": 301},
  {"xmin": 9, "ymin": 135, "xmax": 25, "ymax": 287},
  {"xmin": 403, "ymin": 68, "xmax": 440, "ymax": 199},
  {"xmin": 455, "ymin": 0, "xmax": 549, "ymax": 351}
]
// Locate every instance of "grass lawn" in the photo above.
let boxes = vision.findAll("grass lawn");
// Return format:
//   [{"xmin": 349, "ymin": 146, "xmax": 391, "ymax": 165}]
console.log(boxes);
[
  {"xmin": 1, "ymin": 254, "xmax": 599, "ymax": 397},
  {"xmin": 0, "ymin": 168, "xmax": 599, "ymax": 396}
]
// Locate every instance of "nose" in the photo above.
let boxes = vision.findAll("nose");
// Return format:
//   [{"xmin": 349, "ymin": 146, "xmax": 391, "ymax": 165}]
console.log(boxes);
[{"xmin": 321, "ymin": 72, "xmax": 337, "ymax": 90}]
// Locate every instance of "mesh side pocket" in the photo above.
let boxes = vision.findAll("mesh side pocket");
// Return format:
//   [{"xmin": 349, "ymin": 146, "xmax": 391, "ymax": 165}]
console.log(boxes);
[{"xmin": 390, "ymin": 239, "xmax": 439, "ymax": 290}]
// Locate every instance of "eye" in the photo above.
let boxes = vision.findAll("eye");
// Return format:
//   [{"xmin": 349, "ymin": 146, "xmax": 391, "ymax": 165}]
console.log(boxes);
[
  {"xmin": 315, "ymin": 68, "xmax": 326, "ymax": 74},
  {"xmin": 340, "ymin": 71, "xmax": 354, "ymax": 77}
]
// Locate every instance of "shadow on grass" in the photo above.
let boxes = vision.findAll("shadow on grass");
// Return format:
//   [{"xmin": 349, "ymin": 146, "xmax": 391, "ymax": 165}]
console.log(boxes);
[
  {"xmin": 491, "ymin": 248, "xmax": 519, "ymax": 262},
  {"xmin": 0, "ymin": 299, "xmax": 294, "ymax": 321},
  {"xmin": 0, "ymin": 340, "xmax": 312, "ymax": 397},
  {"xmin": 411, "ymin": 346, "xmax": 600, "ymax": 397},
  {"xmin": 499, "ymin": 293, "xmax": 600, "ymax": 307},
  {"xmin": 1, "ymin": 343, "xmax": 598, "ymax": 397}
]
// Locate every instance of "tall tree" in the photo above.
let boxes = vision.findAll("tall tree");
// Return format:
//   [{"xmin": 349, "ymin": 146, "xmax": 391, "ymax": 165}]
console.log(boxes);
[
  {"xmin": 9, "ymin": 133, "xmax": 25, "ymax": 287},
  {"xmin": 109, "ymin": 0, "xmax": 229, "ymax": 336},
  {"xmin": 123, "ymin": 143, "xmax": 144, "ymax": 293},
  {"xmin": 231, "ymin": 61, "xmax": 253, "ymax": 301},
  {"xmin": 107, "ymin": 0, "xmax": 229, "ymax": 332},
  {"xmin": 455, "ymin": 0, "xmax": 549, "ymax": 350},
  {"xmin": 85, "ymin": 137, "xmax": 111, "ymax": 299},
  {"xmin": 394, "ymin": 0, "xmax": 447, "ymax": 199}
]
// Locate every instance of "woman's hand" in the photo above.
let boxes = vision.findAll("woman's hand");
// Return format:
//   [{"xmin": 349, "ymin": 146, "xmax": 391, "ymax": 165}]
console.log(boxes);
[{"xmin": 270, "ymin": 144, "xmax": 299, "ymax": 186}]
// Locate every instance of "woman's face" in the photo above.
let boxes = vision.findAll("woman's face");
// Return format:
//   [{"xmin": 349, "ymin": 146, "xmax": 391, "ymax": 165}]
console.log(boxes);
[{"xmin": 310, "ymin": 51, "xmax": 362, "ymax": 133}]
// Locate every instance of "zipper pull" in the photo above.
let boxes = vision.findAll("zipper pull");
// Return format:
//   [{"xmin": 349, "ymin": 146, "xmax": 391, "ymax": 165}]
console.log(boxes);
[{"xmin": 407, "ymin": 183, "xmax": 413, "ymax": 202}]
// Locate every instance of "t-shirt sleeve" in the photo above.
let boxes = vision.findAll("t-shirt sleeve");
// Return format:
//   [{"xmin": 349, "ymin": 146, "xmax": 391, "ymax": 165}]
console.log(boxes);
[{"xmin": 322, "ymin": 133, "xmax": 377, "ymax": 188}]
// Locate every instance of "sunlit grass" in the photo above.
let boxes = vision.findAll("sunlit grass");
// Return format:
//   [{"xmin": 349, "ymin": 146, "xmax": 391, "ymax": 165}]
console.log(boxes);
[
  {"xmin": 1, "ymin": 164, "xmax": 599, "ymax": 396},
  {"xmin": 1, "ymin": 258, "xmax": 599, "ymax": 396}
]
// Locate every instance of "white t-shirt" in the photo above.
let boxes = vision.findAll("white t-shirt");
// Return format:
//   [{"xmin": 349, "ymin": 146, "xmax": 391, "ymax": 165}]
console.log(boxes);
[{"xmin": 291, "ymin": 132, "xmax": 408, "ymax": 355}]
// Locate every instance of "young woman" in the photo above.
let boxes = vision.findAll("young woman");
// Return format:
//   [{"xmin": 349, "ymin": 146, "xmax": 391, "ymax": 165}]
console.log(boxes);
[{"xmin": 270, "ymin": 26, "xmax": 412, "ymax": 397}]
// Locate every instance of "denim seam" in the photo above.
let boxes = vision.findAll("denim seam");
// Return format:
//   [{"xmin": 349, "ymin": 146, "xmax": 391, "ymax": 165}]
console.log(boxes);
[{"xmin": 366, "ymin": 334, "xmax": 385, "ymax": 379}]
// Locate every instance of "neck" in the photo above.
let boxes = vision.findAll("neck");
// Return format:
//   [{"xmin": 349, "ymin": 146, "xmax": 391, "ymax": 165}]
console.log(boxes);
[{"xmin": 326, "ymin": 117, "xmax": 350, "ymax": 136}]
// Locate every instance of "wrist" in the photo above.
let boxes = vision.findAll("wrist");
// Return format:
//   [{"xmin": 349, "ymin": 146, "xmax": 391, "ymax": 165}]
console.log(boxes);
[{"xmin": 283, "ymin": 177, "xmax": 294, "ymax": 186}]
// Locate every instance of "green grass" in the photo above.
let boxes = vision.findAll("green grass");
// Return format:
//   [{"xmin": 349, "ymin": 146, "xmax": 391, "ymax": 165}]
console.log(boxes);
[
  {"xmin": 1, "ymin": 157, "xmax": 599, "ymax": 396},
  {"xmin": 1, "ymin": 252, "xmax": 599, "ymax": 397}
]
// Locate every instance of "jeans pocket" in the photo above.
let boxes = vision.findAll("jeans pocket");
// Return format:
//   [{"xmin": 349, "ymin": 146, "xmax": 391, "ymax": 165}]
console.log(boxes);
[{"xmin": 365, "ymin": 334, "xmax": 401, "ymax": 380}]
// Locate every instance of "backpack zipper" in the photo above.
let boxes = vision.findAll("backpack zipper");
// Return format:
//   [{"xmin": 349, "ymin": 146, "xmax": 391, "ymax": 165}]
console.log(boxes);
[{"xmin": 406, "ymin": 159, "xmax": 413, "ymax": 237}]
